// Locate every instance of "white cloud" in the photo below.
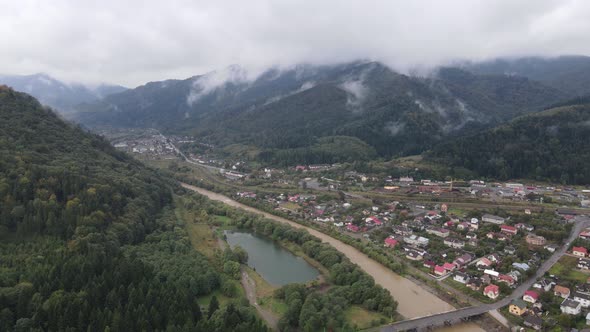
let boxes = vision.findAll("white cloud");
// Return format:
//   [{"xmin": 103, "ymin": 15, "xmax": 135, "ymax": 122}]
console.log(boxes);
[{"xmin": 1, "ymin": 0, "xmax": 589, "ymax": 86}]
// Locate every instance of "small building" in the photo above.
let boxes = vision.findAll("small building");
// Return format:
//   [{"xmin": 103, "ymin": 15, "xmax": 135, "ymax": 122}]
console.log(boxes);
[
  {"xmin": 434, "ymin": 265, "xmax": 446, "ymax": 276},
  {"xmin": 573, "ymin": 291, "xmax": 590, "ymax": 308},
  {"xmin": 579, "ymin": 257, "xmax": 590, "ymax": 270},
  {"xmin": 573, "ymin": 247, "xmax": 588, "ymax": 257},
  {"xmin": 500, "ymin": 225, "xmax": 518, "ymax": 235},
  {"xmin": 405, "ymin": 249, "xmax": 424, "ymax": 261},
  {"xmin": 443, "ymin": 238, "xmax": 465, "ymax": 249},
  {"xmin": 523, "ymin": 315, "xmax": 543, "ymax": 330},
  {"xmin": 482, "ymin": 214, "xmax": 506, "ymax": 224},
  {"xmin": 523, "ymin": 290, "xmax": 539, "ymax": 303},
  {"xmin": 512, "ymin": 262, "xmax": 530, "ymax": 271},
  {"xmin": 561, "ymin": 299, "xmax": 582, "ymax": 315},
  {"xmin": 384, "ymin": 237, "xmax": 398, "ymax": 248},
  {"xmin": 483, "ymin": 284, "xmax": 500, "ymax": 299},
  {"xmin": 498, "ymin": 274, "xmax": 515, "ymax": 286},
  {"xmin": 467, "ymin": 278, "xmax": 482, "ymax": 291},
  {"xmin": 509, "ymin": 299, "xmax": 527, "ymax": 316},
  {"xmin": 554, "ymin": 285, "xmax": 571, "ymax": 299},
  {"xmin": 453, "ymin": 272, "xmax": 469, "ymax": 284},
  {"xmin": 526, "ymin": 234, "xmax": 547, "ymax": 246},
  {"xmin": 476, "ymin": 257, "xmax": 493, "ymax": 269}
]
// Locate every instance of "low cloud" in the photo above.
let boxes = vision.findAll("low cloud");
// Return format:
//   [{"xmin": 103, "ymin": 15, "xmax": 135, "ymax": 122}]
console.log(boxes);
[{"xmin": 1, "ymin": 1, "xmax": 590, "ymax": 86}]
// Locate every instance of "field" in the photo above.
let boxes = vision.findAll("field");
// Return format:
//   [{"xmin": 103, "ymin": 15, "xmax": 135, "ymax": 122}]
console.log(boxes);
[
  {"xmin": 549, "ymin": 255, "xmax": 589, "ymax": 283},
  {"xmin": 345, "ymin": 305, "xmax": 390, "ymax": 330}
]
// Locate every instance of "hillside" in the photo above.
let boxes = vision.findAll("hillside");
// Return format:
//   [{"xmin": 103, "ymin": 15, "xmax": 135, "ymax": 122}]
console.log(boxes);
[
  {"xmin": 0, "ymin": 73, "xmax": 126, "ymax": 114},
  {"xmin": 0, "ymin": 87, "xmax": 266, "ymax": 331},
  {"xmin": 427, "ymin": 100, "xmax": 590, "ymax": 184},
  {"xmin": 73, "ymin": 62, "xmax": 565, "ymax": 162},
  {"xmin": 463, "ymin": 56, "xmax": 590, "ymax": 96}
]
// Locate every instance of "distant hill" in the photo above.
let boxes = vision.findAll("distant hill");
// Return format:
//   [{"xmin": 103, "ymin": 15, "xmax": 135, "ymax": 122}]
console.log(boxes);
[
  {"xmin": 427, "ymin": 98, "xmax": 590, "ymax": 184},
  {"xmin": 463, "ymin": 56, "xmax": 590, "ymax": 96},
  {"xmin": 73, "ymin": 61, "xmax": 565, "ymax": 162},
  {"xmin": 0, "ymin": 73, "xmax": 126, "ymax": 113}
]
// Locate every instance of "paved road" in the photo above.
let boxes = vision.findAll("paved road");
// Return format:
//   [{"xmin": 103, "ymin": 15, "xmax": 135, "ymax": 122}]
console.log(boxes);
[{"xmin": 381, "ymin": 217, "xmax": 590, "ymax": 331}]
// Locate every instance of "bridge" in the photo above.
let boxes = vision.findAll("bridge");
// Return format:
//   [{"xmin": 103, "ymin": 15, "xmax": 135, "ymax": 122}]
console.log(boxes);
[{"xmin": 381, "ymin": 216, "xmax": 590, "ymax": 331}]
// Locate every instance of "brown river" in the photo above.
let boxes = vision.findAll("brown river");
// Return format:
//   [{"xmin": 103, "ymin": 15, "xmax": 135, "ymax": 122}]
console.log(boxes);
[{"xmin": 182, "ymin": 183, "xmax": 485, "ymax": 331}]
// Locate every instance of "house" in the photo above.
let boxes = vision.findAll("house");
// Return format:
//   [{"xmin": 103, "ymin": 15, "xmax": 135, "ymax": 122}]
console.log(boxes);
[
  {"xmin": 500, "ymin": 225, "xmax": 518, "ymax": 235},
  {"xmin": 476, "ymin": 257, "xmax": 493, "ymax": 269},
  {"xmin": 554, "ymin": 285, "xmax": 571, "ymax": 299},
  {"xmin": 523, "ymin": 315, "xmax": 543, "ymax": 330},
  {"xmin": 453, "ymin": 272, "xmax": 469, "ymax": 284},
  {"xmin": 498, "ymin": 274, "xmax": 515, "ymax": 286},
  {"xmin": 403, "ymin": 235, "xmax": 429, "ymax": 247},
  {"xmin": 467, "ymin": 278, "xmax": 482, "ymax": 291},
  {"xmin": 434, "ymin": 265, "xmax": 447, "ymax": 276},
  {"xmin": 507, "ymin": 270, "xmax": 522, "ymax": 282},
  {"xmin": 346, "ymin": 224, "xmax": 360, "ymax": 232},
  {"xmin": 443, "ymin": 262, "xmax": 456, "ymax": 272},
  {"xmin": 453, "ymin": 253, "xmax": 474, "ymax": 268},
  {"xmin": 483, "ymin": 284, "xmax": 500, "ymax": 299},
  {"xmin": 509, "ymin": 299, "xmax": 527, "ymax": 316},
  {"xmin": 483, "ymin": 270, "xmax": 500, "ymax": 280},
  {"xmin": 423, "ymin": 260, "xmax": 436, "ymax": 269},
  {"xmin": 512, "ymin": 262, "xmax": 530, "ymax": 271},
  {"xmin": 579, "ymin": 258, "xmax": 590, "ymax": 270},
  {"xmin": 544, "ymin": 244, "xmax": 559, "ymax": 253},
  {"xmin": 457, "ymin": 222, "xmax": 470, "ymax": 231},
  {"xmin": 488, "ymin": 253, "xmax": 501, "ymax": 264},
  {"xmin": 526, "ymin": 234, "xmax": 547, "ymax": 246},
  {"xmin": 426, "ymin": 228, "xmax": 450, "ymax": 238},
  {"xmin": 533, "ymin": 279, "xmax": 555, "ymax": 292},
  {"xmin": 504, "ymin": 246, "xmax": 516, "ymax": 255},
  {"xmin": 384, "ymin": 237, "xmax": 398, "ymax": 248},
  {"xmin": 573, "ymin": 291, "xmax": 590, "ymax": 308},
  {"xmin": 482, "ymin": 214, "xmax": 506, "ymax": 224},
  {"xmin": 523, "ymin": 290, "xmax": 539, "ymax": 303},
  {"xmin": 580, "ymin": 229, "xmax": 590, "ymax": 240},
  {"xmin": 405, "ymin": 249, "xmax": 424, "ymax": 261},
  {"xmin": 574, "ymin": 247, "xmax": 588, "ymax": 257},
  {"xmin": 561, "ymin": 299, "xmax": 582, "ymax": 315},
  {"xmin": 443, "ymin": 238, "xmax": 465, "ymax": 249}
]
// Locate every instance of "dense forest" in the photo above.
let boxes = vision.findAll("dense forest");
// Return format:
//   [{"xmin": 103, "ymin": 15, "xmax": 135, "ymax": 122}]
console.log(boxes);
[
  {"xmin": 428, "ymin": 100, "xmax": 590, "ymax": 184},
  {"xmin": 0, "ymin": 87, "xmax": 267, "ymax": 332}
]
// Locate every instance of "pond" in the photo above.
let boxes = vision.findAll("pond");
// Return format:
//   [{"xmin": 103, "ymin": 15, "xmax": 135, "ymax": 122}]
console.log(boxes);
[{"xmin": 224, "ymin": 230, "xmax": 320, "ymax": 286}]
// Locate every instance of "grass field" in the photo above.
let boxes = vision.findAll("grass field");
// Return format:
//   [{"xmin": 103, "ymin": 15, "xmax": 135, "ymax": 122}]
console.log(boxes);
[
  {"xmin": 549, "ymin": 256, "xmax": 589, "ymax": 283},
  {"xmin": 245, "ymin": 266, "xmax": 277, "ymax": 298},
  {"xmin": 345, "ymin": 305, "xmax": 390, "ymax": 330}
]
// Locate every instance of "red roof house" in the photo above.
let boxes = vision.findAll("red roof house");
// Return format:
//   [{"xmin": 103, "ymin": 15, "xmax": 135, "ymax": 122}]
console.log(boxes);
[
  {"xmin": 434, "ymin": 265, "xmax": 446, "ymax": 276},
  {"xmin": 500, "ymin": 225, "xmax": 518, "ymax": 235},
  {"xmin": 346, "ymin": 224, "xmax": 360, "ymax": 233},
  {"xmin": 483, "ymin": 284, "xmax": 500, "ymax": 299},
  {"xmin": 384, "ymin": 238, "xmax": 398, "ymax": 248},
  {"xmin": 523, "ymin": 290, "xmax": 539, "ymax": 303},
  {"xmin": 573, "ymin": 247, "xmax": 588, "ymax": 257},
  {"xmin": 443, "ymin": 262, "xmax": 456, "ymax": 271}
]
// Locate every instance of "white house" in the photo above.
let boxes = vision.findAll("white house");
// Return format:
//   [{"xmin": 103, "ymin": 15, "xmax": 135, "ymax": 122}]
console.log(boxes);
[
  {"xmin": 561, "ymin": 299, "xmax": 582, "ymax": 315},
  {"xmin": 573, "ymin": 291, "xmax": 590, "ymax": 308}
]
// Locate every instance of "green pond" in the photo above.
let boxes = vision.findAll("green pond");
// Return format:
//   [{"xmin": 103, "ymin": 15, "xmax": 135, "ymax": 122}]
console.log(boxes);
[{"xmin": 224, "ymin": 230, "xmax": 320, "ymax": 286}]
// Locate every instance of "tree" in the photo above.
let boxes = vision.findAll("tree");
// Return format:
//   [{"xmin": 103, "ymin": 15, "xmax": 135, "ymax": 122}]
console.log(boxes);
[{"xmin": 208, "ymin": 296, "xmax": 219, "ymax": 319}]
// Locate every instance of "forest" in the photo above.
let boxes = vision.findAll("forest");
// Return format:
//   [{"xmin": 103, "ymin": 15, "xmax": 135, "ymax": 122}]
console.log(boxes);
[
  {"xmin": 428, "ymin": 102, "xmax": 590, "ymax": 184},
  {"xmin": 0, "ymin": 87, "xmax": 268, "ymax": 332}
]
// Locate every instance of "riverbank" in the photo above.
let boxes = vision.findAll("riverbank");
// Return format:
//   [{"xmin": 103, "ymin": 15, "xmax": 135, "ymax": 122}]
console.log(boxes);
[{"xmin": 181, "ymin": 183, "xmax": 456, "ymax": 318}]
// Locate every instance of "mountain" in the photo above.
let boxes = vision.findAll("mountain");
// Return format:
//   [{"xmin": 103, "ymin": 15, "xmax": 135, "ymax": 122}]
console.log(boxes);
[
  {"xmin": 0, "ymin": 73, "xmax": 126, "ymax": 113},
  {"xmin": 0, "ymin": 86, "xmax": 268, "ymax": 331},
  {"xmin": 427, "ymin": 98, "xmax": 590, "ymax": 184},
  {"xmin": 462, "ymin": 56, "xmax": 590, "ymax": 97},
  {"xmin": 73, "ymin": 62, "xmax": 566, "ymax": 163}
]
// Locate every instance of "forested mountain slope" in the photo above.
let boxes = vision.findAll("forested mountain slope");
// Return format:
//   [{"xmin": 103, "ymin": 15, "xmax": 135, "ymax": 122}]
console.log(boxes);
[
  {"xmin": 73, "ymin": 62, "xmax": 565, "ymax": 162},
  {"xmin": 427, "ymin": 99, "xmax": 590, "ymax": 184},
  {"xmin": 463, "ymin": 56, "xmax": 590, "ymax": 96},
  {"xmin": 0, "ymin": 86, "xmax": 267, "ymax": 332}
]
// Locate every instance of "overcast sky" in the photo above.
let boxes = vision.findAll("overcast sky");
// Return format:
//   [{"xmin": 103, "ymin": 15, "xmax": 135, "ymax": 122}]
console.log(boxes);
[{"xmin": 1, "ymin": 0, "xmax": 590, "ymax": 87}]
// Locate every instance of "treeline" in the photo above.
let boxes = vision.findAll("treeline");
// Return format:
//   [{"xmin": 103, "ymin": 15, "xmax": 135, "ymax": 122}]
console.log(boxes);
[
  {"xmin": 428, "ymin": 103, "xmax": 590, "ymax": 184},
  {"xmin": 216, "ymin": 207, "xmax": 397, "ymax": 332}
]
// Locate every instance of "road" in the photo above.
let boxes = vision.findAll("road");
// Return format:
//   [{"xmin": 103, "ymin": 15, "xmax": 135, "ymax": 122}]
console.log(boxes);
[
  {"xmin": 380, "ymin": 216, "xmax": 590, "ymax": 332},
  {"xmin": 241, "ymin": 270, "xmax": 279, "ymax": 331}
]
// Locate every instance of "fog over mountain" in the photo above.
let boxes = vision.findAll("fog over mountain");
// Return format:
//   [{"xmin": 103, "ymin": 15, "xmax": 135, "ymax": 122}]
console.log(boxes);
[{"xmin": 2, "ymin": 1, "xmax": 590, "ymax": 86}]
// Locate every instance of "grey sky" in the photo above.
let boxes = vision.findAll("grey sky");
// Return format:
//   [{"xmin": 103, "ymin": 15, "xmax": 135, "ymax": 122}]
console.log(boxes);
[{"xmin": 1, "ymin": 0, "xmax": 589, "ymax": 87}]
